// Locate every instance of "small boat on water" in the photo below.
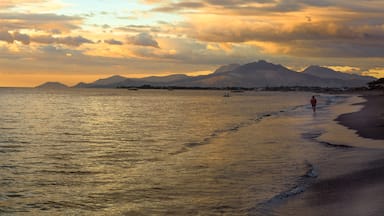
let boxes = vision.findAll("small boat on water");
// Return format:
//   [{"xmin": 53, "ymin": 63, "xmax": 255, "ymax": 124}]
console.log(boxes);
[{"xmin": 128, "ymin": 87, "xmax": 139, "ymax": 91}]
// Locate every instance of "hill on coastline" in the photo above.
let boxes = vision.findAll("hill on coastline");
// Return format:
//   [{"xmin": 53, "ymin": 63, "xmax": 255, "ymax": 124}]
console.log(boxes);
[
  {"xmin": 36, "ymin": 82, "xmax": 69, "ymax": 89},
  {"xmin": 302, "ymin": 66, "xmax": 374, "ymax": 86},
  {"xmin": 71, "ymin": 60, "xmax": 375, "ymax": 88}
]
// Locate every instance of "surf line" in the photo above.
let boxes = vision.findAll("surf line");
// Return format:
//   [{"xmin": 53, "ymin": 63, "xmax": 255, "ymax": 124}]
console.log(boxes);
[
  {"xmin": 249, "ymin": 161, "xmax": 318, "ymax": 214},
  {"xmin": 301, "ymin": 130, "xmax": 354, "ymax": 149},
  {"xmin": 169, "ymin": 107, "xmax": 298, "ymax": 156}
]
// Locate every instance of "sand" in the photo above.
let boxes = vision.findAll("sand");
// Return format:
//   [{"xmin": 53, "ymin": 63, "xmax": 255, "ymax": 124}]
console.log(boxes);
[
  {"xmin": 275, "ymin": 92, "xmax": 384, "ymax": 216},
  {"xmin": 336, "ymin": 93, "xmax": 384, "ymax": 140}
]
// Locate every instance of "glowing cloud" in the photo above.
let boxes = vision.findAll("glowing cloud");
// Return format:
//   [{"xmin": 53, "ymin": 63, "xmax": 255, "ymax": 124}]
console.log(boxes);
[{"xmin": 363, "ymin": 68, "xmax": 384, "ymax": 79}]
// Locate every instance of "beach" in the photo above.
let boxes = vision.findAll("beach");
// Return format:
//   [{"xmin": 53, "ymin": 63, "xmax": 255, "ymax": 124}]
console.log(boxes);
[
  {"xmin": 336, "ymin": 93, "xmax": 384, "ymax": 140},
  {"xmin": 275, "ymin": 92, "xmax": 384, "ymax": 216}
]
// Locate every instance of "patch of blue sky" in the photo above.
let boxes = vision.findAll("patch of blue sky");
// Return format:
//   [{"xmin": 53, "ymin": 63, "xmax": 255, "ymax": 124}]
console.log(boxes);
[{"xmin": 57, "ymin": 0, "xmax": 182, "ymax": 29}]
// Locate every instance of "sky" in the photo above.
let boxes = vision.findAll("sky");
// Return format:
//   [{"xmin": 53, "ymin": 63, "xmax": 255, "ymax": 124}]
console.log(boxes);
[{"xmin": 1, "ymin": 0, "xmax": 383, "ymax": 87}]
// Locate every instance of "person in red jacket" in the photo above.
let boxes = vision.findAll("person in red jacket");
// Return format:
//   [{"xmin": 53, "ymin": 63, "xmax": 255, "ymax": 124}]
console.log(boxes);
[{"xmin": 310, "ymin": 96, "xmax": 317, "ymax": 112}]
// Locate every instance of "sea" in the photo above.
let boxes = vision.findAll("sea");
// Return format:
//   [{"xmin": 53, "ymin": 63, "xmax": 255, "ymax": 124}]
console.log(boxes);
[{"xmin": 0, "ymin": 88, "xmax": 376, "ymax": 215}]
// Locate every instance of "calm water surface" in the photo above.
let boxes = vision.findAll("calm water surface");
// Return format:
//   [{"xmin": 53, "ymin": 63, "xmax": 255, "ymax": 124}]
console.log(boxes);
[{"xmin": 0, "ymin": 88, "xmax": 343, "ymax": 215}]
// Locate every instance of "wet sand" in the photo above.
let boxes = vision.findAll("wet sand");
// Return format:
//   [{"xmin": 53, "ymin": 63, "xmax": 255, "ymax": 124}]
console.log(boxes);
[
  {"xmin": 336, "ymin": 93, "xmax": 384, "ymax": 139},
  {"xmin": 275, "ymin": 93, "xmax": 384, "ymax": 216}
]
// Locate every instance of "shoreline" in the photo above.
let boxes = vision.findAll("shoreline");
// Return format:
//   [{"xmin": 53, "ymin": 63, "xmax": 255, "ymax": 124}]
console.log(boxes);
[
  {"xmin": 275, "ymin": 92, "xmax": 384, "ymax": 216},
  {"xmin": 336, "ymin": 93, "xmax": 384, "ymax": 140}
]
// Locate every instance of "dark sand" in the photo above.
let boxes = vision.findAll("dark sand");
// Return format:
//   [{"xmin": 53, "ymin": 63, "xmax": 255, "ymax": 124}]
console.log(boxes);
[
  {"xmin": 336, "ymin": 94, "xmax": 384, "ymax": 139},
  {"xmin": 275, "ymin": 93, "xmax": 384, "ymax": 216}
]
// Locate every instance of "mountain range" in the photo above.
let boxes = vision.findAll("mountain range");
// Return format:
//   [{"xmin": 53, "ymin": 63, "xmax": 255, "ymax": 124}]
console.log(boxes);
[{"xmin": 38, "ymin": 60, "xmax": 375, "ymax": 88}]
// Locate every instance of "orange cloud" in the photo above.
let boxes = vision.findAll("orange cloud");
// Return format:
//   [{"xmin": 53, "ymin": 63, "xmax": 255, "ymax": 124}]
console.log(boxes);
[
  {"xmin": 326, "ymin": 66, "xmax": 361, "ymax": 74},
  {"xmin": 362, "ymin": 68, "xmax": 384, "ymax": 79},
  {"xmin": 0, "ymin": 0, "xmax": 47, "ymax": 9},
  {"xmin": 0, "ymin": 13, "xmax": 82, "ymax": 31}
]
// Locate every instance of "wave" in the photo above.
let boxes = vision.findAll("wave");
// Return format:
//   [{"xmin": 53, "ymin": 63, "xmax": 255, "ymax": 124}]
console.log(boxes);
[
  {"xmin": 268, "ymin": 161, "xmax": 318, "ymax": 203},
  {"xmin": 169, "ymin": 105, "xmax": 307, "ymax": 156},
  {"xmin": 251, "ymin": 161, "xmax": 318, "ymax": 214},
  {"xmin": 319, "ymin": 141, "xmax": 353, "ymax": 149},
  {"xmin": 301, "ymin": 131, "xmax": 354, "ymax": 149}
]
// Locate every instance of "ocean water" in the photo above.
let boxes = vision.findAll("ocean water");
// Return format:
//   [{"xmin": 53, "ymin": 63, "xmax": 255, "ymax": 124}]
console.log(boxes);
[{"xmin": 0, "ymin": 88, "xmax": 352, "ymax": 215}]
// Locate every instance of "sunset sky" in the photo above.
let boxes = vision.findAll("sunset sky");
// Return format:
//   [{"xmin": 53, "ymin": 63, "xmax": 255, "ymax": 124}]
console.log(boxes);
[{"xmin": 1, "ymin": 0, "xmax": 383, "ymax": 87}]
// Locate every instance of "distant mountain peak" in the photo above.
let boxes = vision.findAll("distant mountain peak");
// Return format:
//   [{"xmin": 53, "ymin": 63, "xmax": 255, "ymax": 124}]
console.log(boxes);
[
  {"xmin": 92, "ymin": 75, "xmax": 128, "ymax": 86},
  {"xmin": 214, "ymin": 63, "xmax": 241, "ymax": 73},
  {"xmin": 304, "ymin": 65, "xmax": 334, "ymax": 73},
  {"xmin": 110, "ymin": 75, "xmax": 127, "ymax": 79},
  {"xmin": 257, "ymin": 59, "xmax": 268, "ymax": 64},
  {"xmin": 238, "ymin": 60, "xmax": 286, "ymax": 71},
  {"xmin": 141, "ymin": 74, "xmax": 190, "ymax": 83},
  {"xmin": 303, "ymin": 65, "xmax": 375, "ymax": 84},
  {"xmin": 36, "ymin": 82, "xmax": 68, "ymax": 88}
]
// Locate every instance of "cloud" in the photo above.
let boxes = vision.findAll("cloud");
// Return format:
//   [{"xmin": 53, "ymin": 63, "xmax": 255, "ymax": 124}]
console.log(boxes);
[
  {"xmin": 102, "ymin": 24, "xmax": 111, "ymax": 29},
  {"xmin": 152, "ymin": 2, "xmax": 206, "ymax": 12},
  {"xmin": 116, "ymin": 25, "xmax": 158, "ymax": 33},
  {"xmin": 203, "ymin": 0, "xmax": 384, "ymax": 13},
  {"xmin": 141, "ymin": 0, "xmax": 167, "ymax": 4},
  {"xmin": 127, "ymin": 32, "xmax": 160, "ymax": 48},
  {"xmin": 0, "ymin": 13, "xmax": 81, "ymax": 22},
  {"xmin": 149, "ymin": 0, "xmax": 384, "ymax": 17},
  {"xmin": 151, "ymin": 0, "xmax": 276, "ymax": 13},
  {"xmin": 56, "ymin": 36, "xmax": 94, "ymax": 46},
  {"xmin": 325, "ymin": 66, "xmax": 362, "ymax": 75},
  {"xmin": 36, "ymin": 35, "xmax": 94, "ymax": 47},
  {"xmin": 288, "ymin": 40, "xmax": 384, "ymax": 58},
  {"xmin": 205, "ymin": 0, "xmax": 275, "ymax": 5},
  {"xmin": 175, "ymin": 8, "xmax": 384, "ymax": 57},
  {"xmin": 13, "ymin": 32, "xmax": 30, "ymax": 45},
  {"xmin": 0, "ymin": 31, "xmax": 14, "ymax": 43},
  {"xmin": 362, "ymin": 67, "xmax": 384, "ymax": 78},
  {"xmin": 32, "ymin": 35, "xmax": 56, "ymax": 44},
  {"xmin": 0, "ymin": 31, "xmax": 93, "ymax": 46},
  {"xmin": 104, "ymin": 39, "xmax": 123, "ymax": 45},
  {"xmin": 0, "ymin": 13, "xmax": 83, "ymax": 33},
  {"xmin": 0, "ymin": 0, "xmax": 48, "ymax": 10}
]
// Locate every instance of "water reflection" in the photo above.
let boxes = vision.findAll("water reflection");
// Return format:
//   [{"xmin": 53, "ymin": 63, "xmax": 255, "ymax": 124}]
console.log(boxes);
[{"xmin": 0, "ymin": 88, "xmax": 325, "ymax": 215}]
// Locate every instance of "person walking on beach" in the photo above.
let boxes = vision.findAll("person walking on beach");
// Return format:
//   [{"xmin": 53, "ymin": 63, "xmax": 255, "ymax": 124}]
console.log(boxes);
[{"xmin": 311, "ymin": 96, "xmax": 317, "ymax": 112}]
